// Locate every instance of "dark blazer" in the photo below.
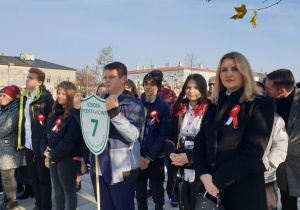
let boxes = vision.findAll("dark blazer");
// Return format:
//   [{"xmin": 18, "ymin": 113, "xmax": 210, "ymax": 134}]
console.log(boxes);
[
  {"xmin": 194, "ymin": 88, "xmax": 274, "ymax": 210},
  {"xmin": 165, "ymin": 110, "xmax": 201, "ymax": 198},
  {"xmin": 276, "ymin": 87, "xmax": 300, "ymax": 197},
  {"xmin": 141, "ymin": 95, "xmax": 170, "ymax": 161},
  {"xmin": 40, "ymin": 105, "xmax": 83, "ymax": 162},
  {"xmin": 165, "ymin": 114, "xmax": 182, "ymax": 198}
]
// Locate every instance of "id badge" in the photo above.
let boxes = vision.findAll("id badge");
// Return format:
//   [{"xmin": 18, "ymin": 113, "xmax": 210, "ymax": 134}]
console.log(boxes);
[{"xmin": 184, "ymin": 141, "xmax": 194, "ymax": 149}]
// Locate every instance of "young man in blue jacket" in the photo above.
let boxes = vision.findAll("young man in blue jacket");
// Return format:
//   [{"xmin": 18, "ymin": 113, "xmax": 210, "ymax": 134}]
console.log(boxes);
[
  {"xmin": 136, "ymin": 73, "xmax": 171, "ymax": 210},
  {"xmin": 74, "ymin": 62, "xmax": 144, "ymax": 210}
]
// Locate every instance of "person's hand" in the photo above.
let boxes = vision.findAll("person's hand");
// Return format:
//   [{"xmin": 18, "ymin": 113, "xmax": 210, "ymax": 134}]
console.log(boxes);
[
  {"xmin": 105, "ymin": 95, "xmax": 118, "ymax": 111},
  {"xmin": 86, "ymin": 164, "xmax": 90, "ymax": 170},
  {"xmin": 73, "ymin": 93, "xmax": 83, "ymax": 109},
  {"xmin": 140, "ymin": 157, "xmax": 150, "ymax": 170},
  {"xmin": 44, "ymin": 146, "xmax": 51, "ymax": 159},
  {"xmin": 170, "ymin": 153, "xmax": 189, "ymax": 166},
  {"xmin": 200, "ymin": 174, "xmax": 219, "ymax": 198}
]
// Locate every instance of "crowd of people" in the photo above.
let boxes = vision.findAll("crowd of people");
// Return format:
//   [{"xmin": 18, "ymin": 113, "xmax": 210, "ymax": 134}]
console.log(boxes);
[{"xmin": 0, "ymin": 51, "xmax": 299, "ymax": 210}]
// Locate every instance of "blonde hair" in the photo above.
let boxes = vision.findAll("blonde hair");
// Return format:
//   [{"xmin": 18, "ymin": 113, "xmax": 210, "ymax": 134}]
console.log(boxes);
[
  {"xmin": 49, "ymin": 81, "xmax": 77, "ymax": 119},
  {"xmin": 211, "ymin": 52, "xmax": 257, "ymax": 104}
]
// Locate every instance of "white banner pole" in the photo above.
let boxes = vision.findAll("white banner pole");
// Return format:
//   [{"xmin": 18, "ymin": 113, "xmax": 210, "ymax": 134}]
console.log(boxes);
[{"xmin": 95, "ymin": 155, "xmax": 101, "ymax": 210}]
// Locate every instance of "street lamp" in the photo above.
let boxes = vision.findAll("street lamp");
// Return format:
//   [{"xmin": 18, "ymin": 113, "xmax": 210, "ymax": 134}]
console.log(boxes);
[{"xmin": 8, "ymin": 63, "xmax": 14, "ymax": 86}]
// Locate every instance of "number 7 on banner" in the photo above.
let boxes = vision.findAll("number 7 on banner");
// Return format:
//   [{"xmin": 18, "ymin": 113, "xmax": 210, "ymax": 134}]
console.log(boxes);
[{"xmin": 91, "ymin": 119, "xmax": 98, "ymax": 137}]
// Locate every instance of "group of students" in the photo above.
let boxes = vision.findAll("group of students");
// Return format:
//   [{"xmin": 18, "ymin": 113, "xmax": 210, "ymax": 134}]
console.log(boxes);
[{"xmin": 0, "ymin": 51, "xmax": 299, "ymax": 210}]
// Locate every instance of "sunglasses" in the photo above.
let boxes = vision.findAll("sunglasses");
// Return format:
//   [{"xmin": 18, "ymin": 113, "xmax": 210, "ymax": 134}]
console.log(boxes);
[{"xmin": 208, "ymin": 83, "xmax": 215, "ymax": 86}]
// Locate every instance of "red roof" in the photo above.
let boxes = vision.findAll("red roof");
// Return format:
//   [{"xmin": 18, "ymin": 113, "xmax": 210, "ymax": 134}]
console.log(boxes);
[{"xmin": 128, "ymin": 67, "xmax": 216, "ymax": 74}]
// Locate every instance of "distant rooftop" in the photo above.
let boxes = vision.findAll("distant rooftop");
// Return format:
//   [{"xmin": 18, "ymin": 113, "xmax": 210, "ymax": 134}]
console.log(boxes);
[
  {"xmin": 128, "ymin": 66, "xmax": 216, "ymax": 74},
  {"xmin": 0, "ymin": 53, "xmax": 76, "ymax": 71}
]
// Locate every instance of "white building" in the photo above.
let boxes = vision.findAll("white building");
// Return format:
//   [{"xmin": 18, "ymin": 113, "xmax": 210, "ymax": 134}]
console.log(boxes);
[
  {"xmin": 128, "ymin": 63, "xmax": 216, "ymax": 89},
  {"xmin": 0, "ymin": 53, "xmax": 76, "ymax": 98}
]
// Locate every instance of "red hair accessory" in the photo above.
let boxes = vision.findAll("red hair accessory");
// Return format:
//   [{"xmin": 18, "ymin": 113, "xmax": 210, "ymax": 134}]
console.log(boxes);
[{"xmin": 175, "ymin": 103, "xmax": 208, "ymax": 118}]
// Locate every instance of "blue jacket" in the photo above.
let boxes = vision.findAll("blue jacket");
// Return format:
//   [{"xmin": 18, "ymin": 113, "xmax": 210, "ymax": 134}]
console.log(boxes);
[
  {"xmin": 141, "ymin": 95, "xmax": 170, "ymax": 161},
  {"xmin": 89, "ymin": 90, "xmax": 144, "ymax": 184},
  {"xmin": 40, "ymin": 104, "xmax": 83, "ymax": 162}
]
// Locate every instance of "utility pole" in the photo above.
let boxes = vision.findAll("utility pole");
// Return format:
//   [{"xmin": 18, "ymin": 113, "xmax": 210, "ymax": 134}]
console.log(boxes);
[{"xmin": 8, "ymin": 63, "xmax": 14, "ymax": 86}]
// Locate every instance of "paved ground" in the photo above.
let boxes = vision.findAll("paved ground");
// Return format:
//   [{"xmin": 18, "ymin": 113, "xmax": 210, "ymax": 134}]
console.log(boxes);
[{"xmin": 1, "ymin": 174, "xmax": 299, "ymax": 209}]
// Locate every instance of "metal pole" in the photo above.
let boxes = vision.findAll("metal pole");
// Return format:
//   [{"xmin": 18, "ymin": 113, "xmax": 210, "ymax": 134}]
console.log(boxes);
[
  {"xmin": 8, "ymin": 63, "xmax": 14, "ymax": 86},
  {"xmin": 7, "ymin": 64, "xmax": 10, "ymax": 86}
]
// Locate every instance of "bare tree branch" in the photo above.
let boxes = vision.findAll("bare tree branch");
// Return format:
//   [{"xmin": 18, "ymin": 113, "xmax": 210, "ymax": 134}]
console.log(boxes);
[{"xmin": 249, "ymin": 0, "xmax": 283, "ymax": 11}]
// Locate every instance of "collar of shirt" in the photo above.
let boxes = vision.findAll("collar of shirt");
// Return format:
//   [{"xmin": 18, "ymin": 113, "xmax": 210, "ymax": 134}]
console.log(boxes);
[
  {"xmin": 26, "ymin": 88, "xmax": 38, "ymax": 99},
  {"xmin": 146, "ymin": 98, "xmax": 156, "ymax": 103}
]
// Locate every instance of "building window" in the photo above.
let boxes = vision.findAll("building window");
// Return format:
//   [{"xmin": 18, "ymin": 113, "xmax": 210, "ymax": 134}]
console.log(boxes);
[
  {"xmin": 67, "ymin": 77, "xmax": 70, "ymax": 82},
  {"xmin": 47, "ymin": 76, "xmax": 51, "ymax": 83},
  {"xmin": 57, "ymin": 76, "xmax": 61, "ymax": 84}
]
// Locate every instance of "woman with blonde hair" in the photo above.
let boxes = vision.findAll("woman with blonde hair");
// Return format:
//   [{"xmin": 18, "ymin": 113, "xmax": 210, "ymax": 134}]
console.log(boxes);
[
  {"xmin": 41, "ymin": 81, "xmax": 83, "ymax": 210},
  {"xmin": 194, "ymin": 52, "xmax": 274, "ymax": 210}
]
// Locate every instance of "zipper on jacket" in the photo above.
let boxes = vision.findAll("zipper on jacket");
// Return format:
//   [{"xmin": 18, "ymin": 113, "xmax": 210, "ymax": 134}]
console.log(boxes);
[{"xmin": 32, "ymin": 106, "xmax": 34, "ymax": 119}]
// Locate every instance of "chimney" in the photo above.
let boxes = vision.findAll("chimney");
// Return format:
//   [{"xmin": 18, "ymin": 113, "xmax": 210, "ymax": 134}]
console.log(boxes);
[
  {"xmin": 151, "ymin": 65, "xmax": 156, "ymax": 69},
  {"xmin": 178, "ymin": 62, "xmax": 183, "ymax": 67},
  {"xmin": 143, "ymin": 66, "xmax": 146, "ymax": 70},
  {"xmin": 165, "ymin": 63, "xmax": 171, "ymax": 68},
  {"xmin": 1, "ymin": 53, "xmax": 6, "ymax": 56},
  {"xmin": 136, "ymin": 65, "xmax": 139, "ymax": 71},
  {"xmin": 20, "ymin": 53, "xmax": 35, "ymax": 61}
]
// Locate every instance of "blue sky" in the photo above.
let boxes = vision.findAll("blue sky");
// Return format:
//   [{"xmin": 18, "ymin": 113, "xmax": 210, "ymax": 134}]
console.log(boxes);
[{"xmin": 1, "ymin": 0, "xmax": 300, "ymax": 80}]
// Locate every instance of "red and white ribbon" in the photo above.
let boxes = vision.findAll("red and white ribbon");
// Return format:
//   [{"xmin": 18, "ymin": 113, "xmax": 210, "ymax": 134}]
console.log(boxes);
[
  {"xmin": 150, "ymin": 110, "xmax": 160, "ymax": 123},
  {"xmin": 225, "ymin": 105, "xmax": 240, "ymax": 129},
  {"xmin": 52, "ymin": 118, "xmax": 62, "ymax": 133},
  {"xmin": 38, "ymin": 114, "xmax": 45, "ymax": 126}
]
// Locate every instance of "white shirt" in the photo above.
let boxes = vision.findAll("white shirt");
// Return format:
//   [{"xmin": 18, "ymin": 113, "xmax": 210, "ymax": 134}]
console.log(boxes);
[
  {"xmin": 179, "ymin": 103, "xmax": 204, "ymax": 182},
  {"xmin": 180, "ymin": 103, "xmax": 203, "ymax": 137},
  {"xmin": 24, "ymin": 89, "xmax": 38, "ymax": 150}
]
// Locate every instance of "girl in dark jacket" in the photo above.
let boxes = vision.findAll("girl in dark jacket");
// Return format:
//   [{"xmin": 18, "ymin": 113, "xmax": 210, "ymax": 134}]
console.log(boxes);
[
  {"xmin": 136, "ymin": 73, "xmax": 171, "ymax": 210},
  {"xmin": 193, "ymin": 52, "xmax": 274, "ymax": 210},
  {"xmin": 165, "ymin": 74, "xmax": 208, "ymax": 210},
  {"xmin": 41, "ymin": 81, "xmax": 83, "ymax": 210}
]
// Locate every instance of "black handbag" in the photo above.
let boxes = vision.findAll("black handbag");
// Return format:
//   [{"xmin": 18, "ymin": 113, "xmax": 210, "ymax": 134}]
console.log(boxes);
[{"xmin": 195, "ymin": 191, "xmax": 226, "ymax": 210}]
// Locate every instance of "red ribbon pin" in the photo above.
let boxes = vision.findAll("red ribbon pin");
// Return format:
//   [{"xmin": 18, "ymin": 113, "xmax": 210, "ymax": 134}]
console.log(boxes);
[
  {"xmin": 229, "ymin": 105, "xmax": 240, "ymax": 129},
  {"xmin": 55, "ymin": 118, "xmax": 62, "ymax": 133},
  {"xmin": 150, "ymin": 110, "xmax": 160, "ymax": 123},
  {"xmin": 38, "ymin": 114, "xmax": 45, "ymax": 126}
]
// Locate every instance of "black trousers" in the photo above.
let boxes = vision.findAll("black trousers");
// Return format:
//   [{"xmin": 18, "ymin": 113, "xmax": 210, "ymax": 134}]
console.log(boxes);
[
  {"xmin": 280, "ymin": 189, "xmax": 298, "ymax": 210},
  {"xmin": 175, "ymin": 178, "xmax": 200, "ymax": 210},
  {"xmin": 50, "ymin": 159, "xmax": 80, "ymax": 210},
  {"xmin": 136, "ymin": 158, "xmax": 165, "ymax": 210},
  {"xmin": 25, "ymin": 148, "xmax": 52, "ymax": 210}
]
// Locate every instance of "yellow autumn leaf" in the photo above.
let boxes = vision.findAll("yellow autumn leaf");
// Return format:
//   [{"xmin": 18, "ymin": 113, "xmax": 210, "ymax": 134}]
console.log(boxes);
[
  {"xmin": 250, "ymin": 11, "xmax": 258, "ymax": 27},
  {"xmin": 230, "ymin": 4, "xmax": 247, "ymax": 19},
  {"xmin": 206, "ymin": 0, "xmax": 211, "ymax": 2}
]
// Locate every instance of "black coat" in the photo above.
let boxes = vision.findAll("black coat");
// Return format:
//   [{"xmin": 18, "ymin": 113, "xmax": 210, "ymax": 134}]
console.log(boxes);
[
  {"xmin": 193, "ymin": 88, "xmax": 274, "ymax": 210},
  {"xmin": 40, "ymin": 105, "xmax": 83, "ymax": 162},
  {"xmin": 165, "ymin": 111, "xmax": 200, "ymax": 198},
  {"xmin": 17, "ymin": 87, "xmax": 54, "ymax": 157}
]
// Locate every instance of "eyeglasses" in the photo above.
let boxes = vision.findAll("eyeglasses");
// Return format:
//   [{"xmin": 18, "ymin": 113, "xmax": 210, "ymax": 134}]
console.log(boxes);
[{"xmin": 208, "ymin": 83, "xmax": 215, "ymax": 86}]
